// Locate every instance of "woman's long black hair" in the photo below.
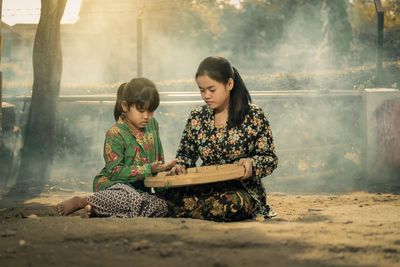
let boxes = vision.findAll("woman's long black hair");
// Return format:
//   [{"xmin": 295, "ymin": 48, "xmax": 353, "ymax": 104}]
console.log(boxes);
[
  {"xmin": 113, "ymin": 77, "xmax": 160, "ymax": 121},
  {"xmin": 195, "ymin": 56, "xmax": 252, "ymax": 128}
]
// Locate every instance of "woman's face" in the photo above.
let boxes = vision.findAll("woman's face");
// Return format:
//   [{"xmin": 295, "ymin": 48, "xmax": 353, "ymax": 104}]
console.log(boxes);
[
  {"xmin": 196, "ymin": 74, "xmax": 233, "ymax": 112},
  {"xmin": 123, "ymin": 102, "xmax": 154, "ymax": 129}
]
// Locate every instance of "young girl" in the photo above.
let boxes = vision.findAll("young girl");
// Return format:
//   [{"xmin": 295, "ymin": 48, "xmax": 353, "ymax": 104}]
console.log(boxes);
[
  {"xmin": 57, "ymin": 77, "xmax": 176, "ymax": 218},
  {"xmin": 165, "ymin": 56, "xmax": 278, "ymax": 221}
]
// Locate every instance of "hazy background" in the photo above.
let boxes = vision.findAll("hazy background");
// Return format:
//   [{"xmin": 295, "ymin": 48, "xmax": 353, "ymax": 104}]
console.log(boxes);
[{"xmin": 1, "ymin": 0, "xmax": 400, "ymax": 193}]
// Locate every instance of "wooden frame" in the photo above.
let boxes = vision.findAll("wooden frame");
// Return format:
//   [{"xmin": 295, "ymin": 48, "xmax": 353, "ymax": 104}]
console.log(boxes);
[{"xmin": 144, "ymin": 164, "xmax": 245, "ymax": 188}]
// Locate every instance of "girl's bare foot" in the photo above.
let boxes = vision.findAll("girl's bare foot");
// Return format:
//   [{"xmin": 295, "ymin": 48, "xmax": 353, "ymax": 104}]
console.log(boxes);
[
  {"xmin": 80, "ymin": 204, "xmax": 93, "ymax": 218},
  {"xmin": 56, "ymin": 196, "xmax": 87, "ymax": 216}
]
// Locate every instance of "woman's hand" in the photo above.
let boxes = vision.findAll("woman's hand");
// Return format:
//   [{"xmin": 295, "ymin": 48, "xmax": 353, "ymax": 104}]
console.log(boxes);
[
  {"xmin": 151, "ymin": 159, "xmax": 177, "ymax": 174},
  {"xmin": 238, "ymin": 158, "xmax": 254, "ymax": 180},
  {"xmin": 166, "ymin": 164, "xmax": 186, "ymax": 176}
]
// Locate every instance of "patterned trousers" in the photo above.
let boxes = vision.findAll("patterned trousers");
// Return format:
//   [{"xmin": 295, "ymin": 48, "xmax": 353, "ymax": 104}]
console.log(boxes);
[
  {"xmin": 87, "ymin": 183, "xmax": 168, "ymax": 218},
  {"xmin": 159, "ymin": 181, "xmax": 256, "ymax": 222}
]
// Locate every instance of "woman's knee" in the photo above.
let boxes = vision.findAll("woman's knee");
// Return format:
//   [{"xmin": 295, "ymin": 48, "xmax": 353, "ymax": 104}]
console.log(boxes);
[{"xmin": 209, "ymin": 191, "xmax": 254, "ymax": 221}]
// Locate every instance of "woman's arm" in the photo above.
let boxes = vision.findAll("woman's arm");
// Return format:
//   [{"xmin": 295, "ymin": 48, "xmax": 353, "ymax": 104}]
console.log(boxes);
[{"xmin": 250, "ymin": 111, "xmax": 279, "ymax": 181}]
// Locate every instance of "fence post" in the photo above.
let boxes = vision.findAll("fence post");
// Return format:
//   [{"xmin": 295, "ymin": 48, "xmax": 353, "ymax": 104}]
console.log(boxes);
[
  {"xmin": 137, "ymin": 4, "xmax": 144, "ymax": 78},
  {"xmin": 374, "ymin": 0, "xmax": 384, "ymax": 86}
]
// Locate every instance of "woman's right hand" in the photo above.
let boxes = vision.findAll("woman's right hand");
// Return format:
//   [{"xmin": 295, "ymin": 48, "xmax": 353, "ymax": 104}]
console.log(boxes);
[{"xmin": 166, "ymin": 164, "xmax": 186, "ymax": 176}]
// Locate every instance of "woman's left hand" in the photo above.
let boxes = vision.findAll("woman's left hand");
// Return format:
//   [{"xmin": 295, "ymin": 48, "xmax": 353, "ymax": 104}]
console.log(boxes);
[{"xmin": 238, "ymin": 158, "xmax": 254, "ymax": 180}]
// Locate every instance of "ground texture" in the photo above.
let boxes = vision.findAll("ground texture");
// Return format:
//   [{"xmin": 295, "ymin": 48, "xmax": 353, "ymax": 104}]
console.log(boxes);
[{"xmin": 0, "ymin": 191, "xmax": 399, "ymax": 267}]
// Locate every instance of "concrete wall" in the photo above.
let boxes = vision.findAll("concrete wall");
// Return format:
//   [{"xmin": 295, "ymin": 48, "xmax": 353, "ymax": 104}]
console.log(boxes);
[
  {"xmin": 362, "ymin": 88, "xmax": 400, "ymax": 191},
  {"xmin": 2, "ymin": 89, "xmax": 399, "ymax": 193}
]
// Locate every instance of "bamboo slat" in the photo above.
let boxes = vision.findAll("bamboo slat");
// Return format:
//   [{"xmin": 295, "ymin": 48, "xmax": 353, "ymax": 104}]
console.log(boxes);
[{"xmin": 144, "ymin": 164, "xmax": 245, "ymax": 188}]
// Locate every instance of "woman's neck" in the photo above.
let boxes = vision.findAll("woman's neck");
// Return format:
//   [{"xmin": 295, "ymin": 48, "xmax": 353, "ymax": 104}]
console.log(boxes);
[
  {"xmin": 214, "ymin": 106, "xmax": 228, "ymax": 116},
  {"xmin": 214, "ymin": 105, "xmax": 229, "ymax": 127},
  {"xmin": 214, "ymin": 98, "xmax": 229, "ymax": 114}
]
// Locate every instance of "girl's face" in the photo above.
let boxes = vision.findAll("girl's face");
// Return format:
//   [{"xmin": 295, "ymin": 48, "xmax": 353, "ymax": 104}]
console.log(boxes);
[
  {"xmin": 122, "ymin": 102, "xmax": 154, "ymax": 129},
  {"xmin": 196, "ymin": 74, "xmax": 233, "ymax": 112}
]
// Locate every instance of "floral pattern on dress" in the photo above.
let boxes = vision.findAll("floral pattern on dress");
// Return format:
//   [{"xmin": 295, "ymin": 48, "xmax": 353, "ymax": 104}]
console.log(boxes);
[
  {"xmin": 106, "ymin": 125, "xmax": 121, "ymax": 137},
  {"xmin": 175, "ymin": 104, "xmax": 278, "ymax": 217},
  {"xmin": 93, "ymin": 116, "xmax": 165, "ymax": 192},
  {"xmin": 95, "ymin": 176, "xmax": 109, "ymax": 192},
  {"xmin": 162, "ymin": 185, "xmax": 256, "ymax": 222}
]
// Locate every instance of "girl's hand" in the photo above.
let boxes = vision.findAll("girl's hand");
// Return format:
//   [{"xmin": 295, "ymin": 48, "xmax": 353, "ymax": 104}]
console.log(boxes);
[
  {"xmin": 151, "ymin": 159, "xmax": 177, "ymax": 174},
  {"xmin": 238, "ymin": 158, "xmax": 254, "ymax": 180},
  {"xmin": 166, "ymin": 164, "xmax": 186, "ymax": 176}
]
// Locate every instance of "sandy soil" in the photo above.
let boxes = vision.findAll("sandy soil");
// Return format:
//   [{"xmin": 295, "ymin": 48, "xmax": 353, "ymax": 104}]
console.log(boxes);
[{"xmin": 0, "ymin": 191, "xmax": 399, "ymax": 267}]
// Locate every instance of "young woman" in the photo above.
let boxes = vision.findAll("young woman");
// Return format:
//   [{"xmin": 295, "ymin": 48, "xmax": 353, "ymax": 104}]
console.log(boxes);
[
  {"xmin": 164, "ymin": 56, "xmax": 278, "ymax": 221},
  {"xmin": 57, "ymin": 78, "xmax": 176, "ymax": 218}
]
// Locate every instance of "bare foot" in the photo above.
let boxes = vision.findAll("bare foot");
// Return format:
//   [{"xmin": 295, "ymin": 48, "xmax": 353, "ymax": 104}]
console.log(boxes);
[
  {"xmin": 57, "ymin": 196, "xmax": 87, "ymax": 216},
  {"xmin": 80, "ymin": 204, "xmax": 93, "ymax": 218}
]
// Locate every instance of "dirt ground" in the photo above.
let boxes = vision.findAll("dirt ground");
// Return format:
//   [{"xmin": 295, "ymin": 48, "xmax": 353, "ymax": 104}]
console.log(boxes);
[{"xmin": 0, "ymin": 191, "xmax": 399, "ymax": 267}]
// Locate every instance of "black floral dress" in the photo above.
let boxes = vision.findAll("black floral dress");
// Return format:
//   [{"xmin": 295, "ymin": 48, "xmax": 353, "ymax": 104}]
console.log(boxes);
[{"xmin": 162, "ymin": 104, "xmax": 278, "ymax": 221}]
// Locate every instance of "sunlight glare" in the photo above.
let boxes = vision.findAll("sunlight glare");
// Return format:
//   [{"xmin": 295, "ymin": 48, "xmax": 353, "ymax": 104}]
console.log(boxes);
[{"xmin": 2, "ymin": 0, "xmax": 82, "ymax": 26}]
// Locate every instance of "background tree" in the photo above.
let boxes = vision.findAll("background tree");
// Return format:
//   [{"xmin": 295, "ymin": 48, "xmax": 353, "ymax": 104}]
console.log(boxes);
[
  {"xmin": 317, "ymin": 0, "xmax": 353, "ymax": 68},
  {"xmin": 15, "ymin": 0, "xmax": 67, "ymax": 192}
]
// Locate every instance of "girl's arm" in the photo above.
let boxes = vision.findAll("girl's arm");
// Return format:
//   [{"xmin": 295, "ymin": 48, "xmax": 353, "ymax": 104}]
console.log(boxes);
[
  {"xmin": 151, "ymin": 119, "xmax": 178, "ymax": 173},
  {"xmin": 250, "ymin": 111, "xmax": 279, "ymax": 181},
  {"xmin": 155, "ymin": 119, "xmax": 165, "ymax": 163}
]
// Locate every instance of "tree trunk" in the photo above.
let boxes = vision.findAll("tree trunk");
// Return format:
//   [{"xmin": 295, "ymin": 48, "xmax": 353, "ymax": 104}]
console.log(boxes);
[
  {"xmin": 16, "ymin": 0, "xmax": 67, "ymax": 189},
  {"xmin": 317, "ymin": 0, "xmax": 353, "ymax": 68}
]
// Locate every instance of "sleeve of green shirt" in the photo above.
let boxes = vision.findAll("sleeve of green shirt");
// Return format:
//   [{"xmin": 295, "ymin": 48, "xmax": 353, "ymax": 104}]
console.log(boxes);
[
  {"xmin": 154, "ymin": 119, "xmax": 165, "ymax": 163},
  {"xmin": 103, "ymin": 132, "xmax": 152, "ymax": 183},
  {"xmin": 175, "ymin": 110, "xmax": 199, "ymax": 168}
]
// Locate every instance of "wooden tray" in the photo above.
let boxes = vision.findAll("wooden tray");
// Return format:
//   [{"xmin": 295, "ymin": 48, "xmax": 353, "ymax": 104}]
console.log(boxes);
[{"xmin": 144, "ymin": 164, "xmax": 245, "ymax": 188}]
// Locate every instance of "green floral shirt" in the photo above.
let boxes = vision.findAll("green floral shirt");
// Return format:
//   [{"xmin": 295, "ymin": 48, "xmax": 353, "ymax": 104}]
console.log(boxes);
[
  {"xmin": 176, "ymin": 104, "xmax": 278, "ymax": 217},
  {"xmin": 93, "ymin": 116, "xmax": 164, "ymax": 192}
]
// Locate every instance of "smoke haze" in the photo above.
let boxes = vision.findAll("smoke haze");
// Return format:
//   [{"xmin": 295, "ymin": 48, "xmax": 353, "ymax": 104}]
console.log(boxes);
[{"xmin": 1, "ymin": 0, "xmax": 399, "ymax": 193}]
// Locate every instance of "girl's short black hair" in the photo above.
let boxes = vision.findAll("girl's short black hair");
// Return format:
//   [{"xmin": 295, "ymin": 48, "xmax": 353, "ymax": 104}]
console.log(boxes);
[
  {"xmin": 114, "ymin": 78, "xmax": 160, "ymax": 121},
  {"xmin": 196, "ymin": 56, "xmax": 252, "ymax": 128}
]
